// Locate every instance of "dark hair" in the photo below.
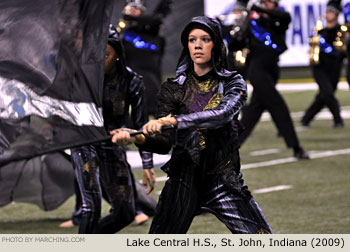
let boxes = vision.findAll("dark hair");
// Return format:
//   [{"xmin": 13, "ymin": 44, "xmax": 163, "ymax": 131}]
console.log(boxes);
[
  {"xmin": 107, "ymin": 25, "xmax": 128, "ymax": 76},
  {"xmin": 327, "ymin": 0, "xmax": 342, "ymax": 14}
]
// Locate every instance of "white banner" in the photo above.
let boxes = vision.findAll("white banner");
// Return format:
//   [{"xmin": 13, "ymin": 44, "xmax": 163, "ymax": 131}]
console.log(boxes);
[
  {"xmin": 204, "ymin": 0, "xmax": 347, "ymax": 67},
  {"xmin": 1, "ymin": 234, "xmax": 349, "ymax": 252}
]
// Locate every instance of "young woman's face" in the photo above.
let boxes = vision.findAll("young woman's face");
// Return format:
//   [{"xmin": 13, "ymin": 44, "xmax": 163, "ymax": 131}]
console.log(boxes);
[
  {"xmin": 105, "ymin": 44, "xmax": 118, "ymax": 75},
  {"xmin": 188, "ymin": 28, "xmax": 214, "ymax": 67}
]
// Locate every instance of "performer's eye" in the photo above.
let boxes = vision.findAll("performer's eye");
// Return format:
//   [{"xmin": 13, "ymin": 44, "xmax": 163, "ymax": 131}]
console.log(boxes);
[
  {"xmin": 188, "ymin": 38, "xmax": 196, "ymax": 43},
  {"xmin": 203, "ymin": 37, "xmax": 211, "ymax": 43}
]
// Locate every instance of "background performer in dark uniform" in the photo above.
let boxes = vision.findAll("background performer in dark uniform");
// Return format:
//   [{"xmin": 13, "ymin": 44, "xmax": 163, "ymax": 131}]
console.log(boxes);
[
  {"xmin": 121, "ymin": 0, "xmax": 172, "ymax": 115},
  {"xmin": 235, "ymin": 0, "xmax": 309, "ymax": 159},
  {"xmin": 111, "ymin": 16, "xmax": 273, "ymax": 234},
  {"xmin": 70, "ymin": 26, "xmax": 155, "ymax": 233},
  {"xmin": 301, "ymin": 0, "xmax": 345, "ymax": 128},
  {"xmin": 219, "ymin": 0, "xmax": 250, "ymax": 78}
]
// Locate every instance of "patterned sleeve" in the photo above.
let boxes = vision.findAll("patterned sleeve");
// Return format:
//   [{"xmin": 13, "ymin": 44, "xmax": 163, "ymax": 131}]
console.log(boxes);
[{"xmin": 175, "ymin": 74, "xmax": 247, "ymax": 130}]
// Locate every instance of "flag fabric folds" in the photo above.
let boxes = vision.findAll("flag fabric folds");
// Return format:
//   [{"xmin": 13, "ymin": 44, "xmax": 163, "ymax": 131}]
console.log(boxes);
[
  {"xmin": 0, "ymin": 0, "xmax": 114, "ymax": 165},
  {"xmin": 0, "ymin": 152, "xmax": 75, "ymax": 211}
]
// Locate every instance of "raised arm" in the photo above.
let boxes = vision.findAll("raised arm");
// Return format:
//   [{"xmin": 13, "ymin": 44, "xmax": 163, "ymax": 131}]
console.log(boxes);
[{"xmin": 251, "ymin": 5, "xmax": 291, "ymax": 30}]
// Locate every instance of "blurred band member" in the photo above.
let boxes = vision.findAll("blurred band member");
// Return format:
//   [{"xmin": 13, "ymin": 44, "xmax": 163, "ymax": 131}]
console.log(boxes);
[
  {"xmin": 301, "ymin": 0, "xmax": 345, "ymax": 128},
  {"xmin": 233, "ymin": 0, "xmax": 309, "ymax": 159},
  {"xmin": 121, "ymin": 0, "xmax": 172, "ymax": 115}
]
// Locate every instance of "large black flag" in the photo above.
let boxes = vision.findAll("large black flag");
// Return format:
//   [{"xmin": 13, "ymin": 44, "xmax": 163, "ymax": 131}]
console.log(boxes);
[
  {"xmin": 0, "ymin": 152, "xmax": 75, "ymax": 211},
  {"xmin": 0, "ymin": 0, "xmax": 114, "ymax": 165}
]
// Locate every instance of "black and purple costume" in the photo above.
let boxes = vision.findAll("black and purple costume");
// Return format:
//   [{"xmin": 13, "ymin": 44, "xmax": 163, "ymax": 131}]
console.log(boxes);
[
  {"xmin": 71, "ymin": 26, "xmax": 153, "ymax": 233},
  {"xmin": 137, "ymin": 16, "xmax": 272, "ymax": 234}
]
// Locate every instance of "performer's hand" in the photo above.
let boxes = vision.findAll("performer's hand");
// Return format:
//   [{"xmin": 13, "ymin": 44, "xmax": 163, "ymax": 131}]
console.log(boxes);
[
  {"xmin": 142, "ymin": 169, "xmax": 156, "ymax": 194},
  {"xmin": 142, "ymin": 114, "xmax": 177, "ymax": 136},
  {"xmin": 123, "ymin": 5, "xmax": 132, "ymax": 15},
  {"xmin": 110, "ymin": 128, "xmax": 145, "ymax": 145}
]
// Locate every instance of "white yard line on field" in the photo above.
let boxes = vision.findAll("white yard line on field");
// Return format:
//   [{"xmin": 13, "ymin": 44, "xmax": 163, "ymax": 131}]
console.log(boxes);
[
  {"xmin": 242, "ymin": 148, "xmax": 350, "ymax": 170},
  {"xmin": 260, "ymin": 106, "xmax": 350, "ymax": 122},
  {"xmin": 242, "ymin": 157, "xmax": 296, "ymax": 170},
  {"xmin": 253, "ymin": 185, "xmax": 293, "ymax": 194},
  {"xmin": 154, "ymin": 176, "xmax": 168, "ymax": 182},
  {"xmin": 249, "ymin": 149, "xmax": 281, "ymax": 156},
  {"xmin": 126, "ymin": 151, "xmax": 171, "ymax": 170}
]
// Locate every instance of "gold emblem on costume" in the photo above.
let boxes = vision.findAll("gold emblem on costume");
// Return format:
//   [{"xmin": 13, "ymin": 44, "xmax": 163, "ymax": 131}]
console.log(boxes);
[
  {"xmin": 83, "ymin": 158, "xmax": 99, "ymax": 188},
  {"xmin": 109, "ymin": 91, "xmax": 125, "ymax": 115},
  {"xmin": 198, "ymin": 86, "xmax": 223, "ymax": 149},
  {"xmin": 204, "ymin": 93, "xmax": 223, "ymax": 111},
  {"xmin": 193, "ymin": 77, "xmax": 218, "ymax": 93},
  {"xmin": 198, "ymin": 131, "xmax": 206, "ymax": 150},
  {"xmin": 190, "ymin": 74, "xmax": 223, "ymax": 150},
  {"xmin": 257, "ymin": 228, "xmax": 271, "ymax": 234}
]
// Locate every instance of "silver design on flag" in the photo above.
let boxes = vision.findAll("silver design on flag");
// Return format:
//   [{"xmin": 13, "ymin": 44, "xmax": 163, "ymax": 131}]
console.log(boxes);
[{"xmin": 0, "ymin": 76, "xmax": 104, "ymax": 127}]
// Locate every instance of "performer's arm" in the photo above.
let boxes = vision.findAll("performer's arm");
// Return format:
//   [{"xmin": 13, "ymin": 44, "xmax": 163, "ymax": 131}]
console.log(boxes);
[
  {"xmin": 251, "ymin": 4, "xmax": 291, "ymax": 30},
  {"xmin": 112, "ymin": 75, "xmax": 246, "ymax": 150},
  {"xmin": 111, "ymin": 82, "xmax": 177, "ymax": 154},
  {"xmin": 128, "ymin": 74, "xmax": 155, "ymax": 194},
  {"xmin": 174, "ymin": 75, "xmax": 247, "ymax": 130}
]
